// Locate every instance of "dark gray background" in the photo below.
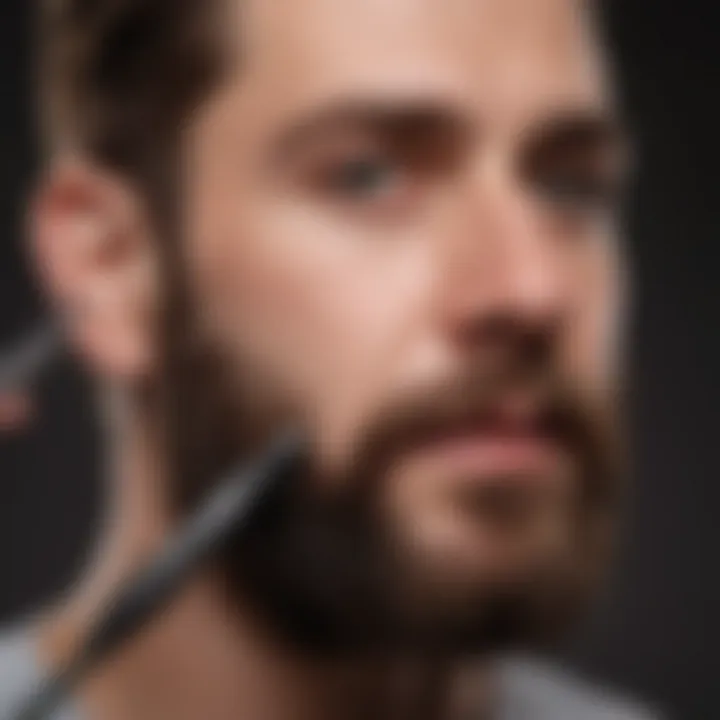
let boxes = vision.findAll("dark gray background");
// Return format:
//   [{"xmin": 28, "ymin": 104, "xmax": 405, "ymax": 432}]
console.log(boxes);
[{"xmin": 1, "ymin": 1, "xmax": 718, "ymax": 718}]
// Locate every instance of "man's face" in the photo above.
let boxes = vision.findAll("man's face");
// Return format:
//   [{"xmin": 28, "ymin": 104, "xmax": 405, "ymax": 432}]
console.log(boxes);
[{"xmin": 174, "ymin": 0, "xmax": 625, "ymax": 648}]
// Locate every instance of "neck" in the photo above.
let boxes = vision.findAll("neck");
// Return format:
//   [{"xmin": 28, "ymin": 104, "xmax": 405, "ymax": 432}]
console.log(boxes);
[{"xmin": 37, "ymin": 399, "xmax": 493, "ymax": 720}]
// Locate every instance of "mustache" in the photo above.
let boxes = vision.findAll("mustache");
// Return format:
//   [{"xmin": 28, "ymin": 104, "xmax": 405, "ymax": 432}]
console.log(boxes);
[{"xmin": 339, "ymin": 359, "xmax": 618, "ymax": 509}]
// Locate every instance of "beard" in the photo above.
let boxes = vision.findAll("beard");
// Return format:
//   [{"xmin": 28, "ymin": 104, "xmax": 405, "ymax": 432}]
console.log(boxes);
[{"xmin": 154, "ymin": 294, "xmax": 621, "ymax": 658}]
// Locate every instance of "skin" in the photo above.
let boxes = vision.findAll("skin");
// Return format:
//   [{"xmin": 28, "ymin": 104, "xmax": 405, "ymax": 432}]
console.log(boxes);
[{"xmin": 29, "ymin": 0, "xmax": 627, "ymax": 718}]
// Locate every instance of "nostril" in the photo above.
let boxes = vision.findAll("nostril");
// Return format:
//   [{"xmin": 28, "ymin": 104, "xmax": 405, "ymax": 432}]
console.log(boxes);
[{"xmin": 454, "ymin": 310, "xmax": 558, "ymax": 359}]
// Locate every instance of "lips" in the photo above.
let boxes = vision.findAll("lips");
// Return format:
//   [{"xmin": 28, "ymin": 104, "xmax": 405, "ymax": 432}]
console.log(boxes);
[
  {"xmin": 427, "ymin": 428, "xmax": 558, "ymax": 467},
  {"xmin": 400, "ymin": 405, "xmax": 567, "ymax": 481}
]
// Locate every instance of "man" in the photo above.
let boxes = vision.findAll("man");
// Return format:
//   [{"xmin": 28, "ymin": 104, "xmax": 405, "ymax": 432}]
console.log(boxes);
[{"xmin": 0, "ymin": 0, "xmax": 658, "ymax": 717}]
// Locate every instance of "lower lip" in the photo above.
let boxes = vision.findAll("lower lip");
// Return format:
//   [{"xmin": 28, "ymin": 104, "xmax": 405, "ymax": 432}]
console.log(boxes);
[{"xmin": 413, "ymin": 431, "xmax": 562, "ymax": 477}]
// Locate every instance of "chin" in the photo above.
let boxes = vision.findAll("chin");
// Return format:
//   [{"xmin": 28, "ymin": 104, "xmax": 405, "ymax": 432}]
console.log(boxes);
[
  {"xmin": 222, "ymin": 463, "xmax": 598, "ymax": 655},
  {"xmin": 377, "ymin": 503, "xmax": 587, "ymax": 651},
  {"xmin": 391, "ymin": 471, "xmax": 574, "ymax": 581}
]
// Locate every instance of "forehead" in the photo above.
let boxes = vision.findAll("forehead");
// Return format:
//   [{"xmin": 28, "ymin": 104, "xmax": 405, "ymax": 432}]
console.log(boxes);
[{"xmin": 225, "ymin": 0, "xmax": 609, "ymax": 128}]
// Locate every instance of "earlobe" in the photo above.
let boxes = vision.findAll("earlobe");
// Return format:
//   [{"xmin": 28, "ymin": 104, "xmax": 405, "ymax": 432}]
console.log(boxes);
[{"xmin": 29, "ymin": 158, "xmax": 159, "ymax": 383}]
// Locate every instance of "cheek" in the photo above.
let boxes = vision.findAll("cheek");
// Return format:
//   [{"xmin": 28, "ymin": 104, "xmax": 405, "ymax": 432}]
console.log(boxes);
[
  {"xmin": 566, "ymin": 235, "xmax": 624, "ymax": 398},
  {"xmin": 184, "ymin": 189, "xmax": 433, "ymax": 458}
]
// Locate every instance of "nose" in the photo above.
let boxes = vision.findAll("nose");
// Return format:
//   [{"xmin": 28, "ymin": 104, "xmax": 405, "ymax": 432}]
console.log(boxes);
[{"xmin": 435, "ymin": 169, "xmax": 569, "ymax": 351}]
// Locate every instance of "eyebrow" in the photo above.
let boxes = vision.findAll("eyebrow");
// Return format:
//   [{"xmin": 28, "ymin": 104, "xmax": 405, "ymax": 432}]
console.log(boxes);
[
  {"xmin": 270, "ymin": 99, "xmax": 472, "ymax": 162},
  {"xmin": 266, "ymin": 99, "xmax": 630, "ymax": 179},
  {"xmin": 523, "ymin": 110, "xmax": 630, "ymax": 161}
]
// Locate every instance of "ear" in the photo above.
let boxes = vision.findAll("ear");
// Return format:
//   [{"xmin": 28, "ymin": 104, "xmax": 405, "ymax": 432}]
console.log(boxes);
[
  {"xmin": 0, "ymin": 390, "xmax": 34, "ymax": 433},
  {"xmin": 29, "ymin": 158, "xmax": 159, "ymax": 384}
]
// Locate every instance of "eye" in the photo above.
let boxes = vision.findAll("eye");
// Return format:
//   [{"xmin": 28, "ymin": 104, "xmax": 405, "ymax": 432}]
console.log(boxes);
[
  {"xmin": 521, "ymin": 116, "xmax": 628, "ymax": 222},
  {"xmin": 534, "ymin": 170, "xmax": 621, "ymax": 217},
  {"xmin": 323, "ymin": 156, "xmax": 401, "ymax": 200}
]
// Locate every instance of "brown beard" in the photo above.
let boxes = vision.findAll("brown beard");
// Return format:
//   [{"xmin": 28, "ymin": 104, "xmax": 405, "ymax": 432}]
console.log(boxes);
[
  {"xmin": 152, "ymin": 272, "xmax": 622, "ymax": 656},
  {"xmin": 225, "ymin": 367, "xmax": 619, "ymax": 655}
]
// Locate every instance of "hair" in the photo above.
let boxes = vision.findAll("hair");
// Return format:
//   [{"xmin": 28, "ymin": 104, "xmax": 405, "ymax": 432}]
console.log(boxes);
[
  {"xmin": 38, "ymin": 1, "xmax": 239, "ymax": 498},
  {"xmin": 39, "ymin": 0, "xmax": 229, "ymax": 185}
]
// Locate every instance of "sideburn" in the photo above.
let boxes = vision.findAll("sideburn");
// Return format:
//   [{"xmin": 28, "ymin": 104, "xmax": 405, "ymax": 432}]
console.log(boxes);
[{"xmin": 129, "ymin": 143, "xmax": 243, "ymax": 520}]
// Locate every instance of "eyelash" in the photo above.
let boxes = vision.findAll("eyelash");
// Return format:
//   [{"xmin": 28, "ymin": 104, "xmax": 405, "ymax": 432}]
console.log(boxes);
[
  {"xmin": 299, "ymin": 147, "xmax": 621, "ymax": 226},
  {"xmin": 533, "ymin": 171, "xmax": 620, "ymax": 216},
  {"xmin": 317, "ymin": 154, "xmax": 400, "ymax": 194},
  {"xmin": 305, "ymin": 152, "xmax": 419, "ymax": 216}
]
